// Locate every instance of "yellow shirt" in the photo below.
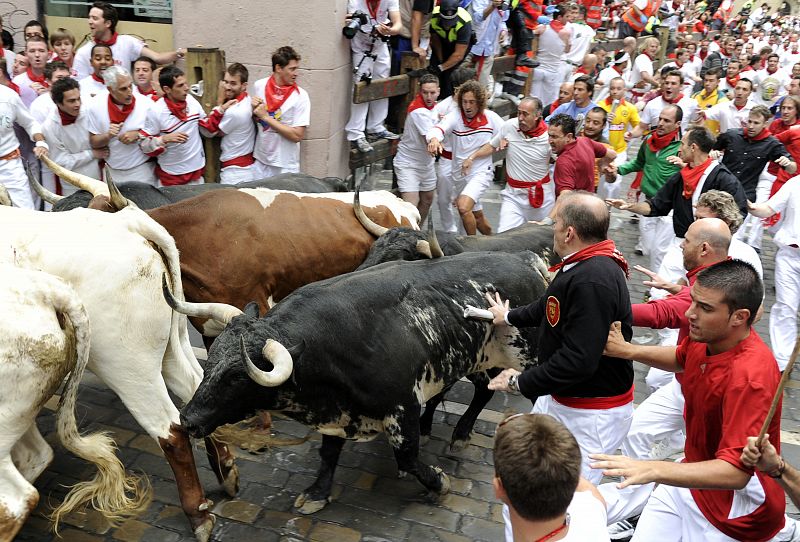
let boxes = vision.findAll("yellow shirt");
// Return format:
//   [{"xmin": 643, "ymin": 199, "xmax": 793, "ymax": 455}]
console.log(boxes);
[
  {"xmin": 692, "ymin": 89, "xmax": 729, "ymax": 135},
  {"xmin": 599, "ymin": 99, "xmax": 640, "ymax": 154}
]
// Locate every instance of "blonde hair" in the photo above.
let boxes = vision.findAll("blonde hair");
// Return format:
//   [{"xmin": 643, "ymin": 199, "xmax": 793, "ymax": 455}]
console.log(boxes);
[{"xmin": 50, "ymin": 27, "xmax": 76, "ymax": 47}]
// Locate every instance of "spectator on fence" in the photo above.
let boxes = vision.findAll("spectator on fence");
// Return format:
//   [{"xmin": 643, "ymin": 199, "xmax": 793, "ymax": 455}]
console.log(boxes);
[
  {"xmin": 529, "ymin": 3, "xmax": 572, "ymax": 107},
  {"xmin": 73, "ymin": 1, "xmax": 185, "ymax": 81},
  {"xmin": 469, "ymin": 0, "xmax": 507, "ymax": 98},
  {"xmin": 86, "ymin": 65, "xmax": 156, "ymax": 185},
  {"xmin": 252, "ymin": 46, "xmax": 311, "ymax": 177}
]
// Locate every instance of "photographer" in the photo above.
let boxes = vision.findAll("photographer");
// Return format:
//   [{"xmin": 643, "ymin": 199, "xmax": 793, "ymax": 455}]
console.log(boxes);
[
  {"xmin": 344, "ymin": 0, "xmax": 403, "ymax": 153},
  {"xmin": 429, "ymin": 0, "xmax": 474, "ymax": 98}
]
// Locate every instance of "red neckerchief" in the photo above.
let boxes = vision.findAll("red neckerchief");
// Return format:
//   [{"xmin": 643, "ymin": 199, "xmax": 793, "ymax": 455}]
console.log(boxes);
[
  {"xmin": 234, "ymin": 91, "xmax": 247, "ymax": 102},
  {"xmin": 533, "ymin": 519, "xmax": 569, "ymax": 542},
  {"xmin": 675, "ymin": 60, "xmax": 684, "ymax": 67},
  {"xmin": 648, "ymin": 128, "xmax": 679, "ymax": 152},
  {"xmin": 604, "ymin": 96, "xmax": 627, "ymax": 106},
  {"xmin": 613, "ymin": 64, "xmax": 624, "ymax": 74},
  {"xmin": 549, "ymin": 99, "xmax": 561, "ymax": 113},
  {"xmin": 726, "ymin": 74, "xmax": 740, "ymax": 88},
  {"xmin": 95, "ymin": 32, "xmax": 118, "ymax": 46},
  {"xmin": 407, "ymin": 92, "xmax": 435, "ymax": 114},
  {"xmin": 91, "ymin": 72, "xmax": 104, "ymax": 84},
  {"xmin": 686, "ymin": 257, "xmax": 732, "ymax": 282},
  {"xmin": 26, "ymin": 67, "xmax": 48, "ymax": 87},
  {"xmin": 6, "ymin": 81, "xmax": 19, "ymax": 95},
  {"xmin": 108, "ymin": 94, "xmax": 136, "ymax": 124},
  {"xmin": 575, "ymin": 66, "xmax": 588, "ymax": 75},
  {"xmin": 550, "ymin": 19, "xmax": 565, "ymax": 32},
  {"xmin": 742, "ymin": 65, "xmax": 754, "ymax": 72},
  {"xmin": 165, "ymin": 96, "xmax": 188, "ymax": 121},
  {"xmin": 698, "ymin": 50, "xmax": 708, "ymax": 60},
  {"xmin": 366, "ymin": 0, "xmax": 380, "ymax": 19},
  {"xmin": 521, "ymin": 118, "xmax": 547, "ymax": 138},
  {"xmin": 733, "ymin": 100, "xmax": 749, "ymax": 111},
  {"xmin": 265, "ymin": 75, "xmax": 298, "ymax": 113},
  {"xmin": 58, "ymin": 109, "xmax": 77, "ymax": 126},
  {"xmin": 767, "ymin": 66, "xmax": 778, "ymax": 75},
  {"xmin": 681, "ymin": 156, "xmax": 713, "ymax": 199},
  {"xmin": 746, "ymin": 127, "xmax": 772, "ymax": 142},
  {"xmin": 662, "ymin": 92, "xmax": 684, "ymax": 104},
  {"xmin": 138, "ymin": 85, "xmax": 158, "ymax": 100},
  {"xmin": 0, "ymin": 48, "xmax": 4, "ymax": 58},
  {"xmin": 643, "ymin": 51, "xmax": 655, "ymax": 60},
  {"xmin": 461, "ymin": 110, "xmax": 488, "ymax": 130},
  {"xmin": 548, "ymin": 239, "xmax": 630, "ymax": 277}
]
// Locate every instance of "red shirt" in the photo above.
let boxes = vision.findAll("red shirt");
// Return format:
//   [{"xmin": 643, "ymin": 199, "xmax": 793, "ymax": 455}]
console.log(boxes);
[
  {"xmin": 632, "ymin": 285, "xmax": 690, "ymax": 343},
  {"xmin": 676, "ymin": 332, "xmax": 785, "ymax": 541},
  {"xmin": 553, "ymin": 137, "xmax": 608, "ymax": 194}
]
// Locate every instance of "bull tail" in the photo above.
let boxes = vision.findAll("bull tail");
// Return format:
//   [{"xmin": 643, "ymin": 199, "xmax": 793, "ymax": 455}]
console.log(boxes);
[{"xmin": 49, "ymin": 280, "xmax": 151, "ymax": 531}]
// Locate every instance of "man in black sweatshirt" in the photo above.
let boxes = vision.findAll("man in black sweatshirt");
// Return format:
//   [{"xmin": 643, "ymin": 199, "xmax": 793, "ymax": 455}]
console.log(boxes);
[{"xmin": 487, "ymin": 191, "xmax": 634, "ymax": 487}]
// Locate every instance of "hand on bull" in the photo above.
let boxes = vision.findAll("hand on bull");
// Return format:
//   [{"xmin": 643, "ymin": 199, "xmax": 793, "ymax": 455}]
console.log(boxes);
[
  {"xmin": 484, "ymin": 291, "xmax": 510, "ymax": 325},
  {"xmin": 488, "ymin": 368, "xmax": 521, "ymax": 392}
]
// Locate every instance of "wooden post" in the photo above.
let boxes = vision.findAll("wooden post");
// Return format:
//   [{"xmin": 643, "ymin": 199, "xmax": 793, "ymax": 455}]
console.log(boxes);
[
  {"xmin": 523, "ymin": 34, "xmax": 539, "ymax": 98},
  {"xmin": 185, "ymin": 47, "xmax": 226, "ymax": 183},
  {"xmin": 656, "ymin": 26, "xmax": 670, "ymax": 69},
  {"xmin": 398, "ymin": 52, "xmax": 427, "ymax": 132}
]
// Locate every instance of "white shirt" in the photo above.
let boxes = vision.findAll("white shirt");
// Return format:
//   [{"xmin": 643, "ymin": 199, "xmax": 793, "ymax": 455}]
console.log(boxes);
[
  {"xmin": 536, "ymin": 24, "xmax": 566, "ymax": 70},
  {"xmin": 395, "ymin": 104, "xmax": 437, "ymax": 169},
  {"xmin": 79, "ymin": 75, "xmax": 109, "ymax": 101},
  {"xmin": 73, "ymin": 34, "xmax": 145, "ymax": 81},
  {"xmin": 630, "ymin": 53, "xmax": 655, "ymax": 94},
  {"xmin": 565, "ymin": 22, "xmax": 595, "ymax": 65},
  {"xmin": 767, "ymin": 175, "xmax": 800, "ymax": 248},
  {"xmin": 594, "ymin": 66, "xmax": 626, "ymax": 103},
  {"xmin": 703, "ymin": 100, "xmax": 754, "ymax": 133},
  {"xmin": 251, "ymin": 77, "xmax": 310, "ymax": 171},
  {"xmin": 347, "ymin": 0, "xmax": 400, "ymax": 51},
  {"xmin": 640, "ymin": 94, "xmax": 697, "ymax": 132},
  {"xmin": 29, "ymin": 92, "xmax": 56, "ymax": 124},
  {"xmin": 730, "ymin": 238, "xmax": 764, "ymax": 279},
  {"xmin": 490, "ymin": 118, "xmax": 551, "ymax": 182},
  {"xmin": 753, "ymin": 68, "xmax": 791, "ymax": 106},
  {"xmin": 12, "ymin": 70, "xmax": 45, "ymax": 108},
  {"xmin": 86, "ymin": 94, "xmax": 152, "ymax": 170},
  {"xmin": 0, "ymin": 85, "xmax": 40, "ymax": 156},
  {"xmin": 218, "ymin": 94, "xmax": 256, "ymax": 164},
  {"xmin": 426, "ymin": 108, "xmax": 503, "ymax": 181},
  {"xmin": 41, "ymin": 108, "xmax": 101, "ymax": 179},
  {"xmin": 141, "ymin": 95, "xmax": 207, "ymax": 175},
  {"xmin": 662, "ymin": 61, "xmax": 698, "ymax": 92},
  {"xmin": 563, "ymin": 491, "xmax": 610, "ymax": 541},
  {"xmin": 433, "ymin": 96, "xmax": 457, "ymax": 156}
]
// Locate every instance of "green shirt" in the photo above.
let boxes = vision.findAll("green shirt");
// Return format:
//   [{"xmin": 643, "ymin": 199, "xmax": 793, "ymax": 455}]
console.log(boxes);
[{"xmin": 618, "ymin": 137, "xmax": 682, "ymax": 198}]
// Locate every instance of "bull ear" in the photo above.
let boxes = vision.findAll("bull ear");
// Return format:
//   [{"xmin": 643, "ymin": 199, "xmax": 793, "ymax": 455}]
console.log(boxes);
[{"xmin": 244, "ymin": 302, "xmax": 260, "ymax": 319}]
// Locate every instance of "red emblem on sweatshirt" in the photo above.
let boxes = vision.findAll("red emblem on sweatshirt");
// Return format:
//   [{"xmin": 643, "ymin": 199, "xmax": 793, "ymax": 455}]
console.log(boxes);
[{"xmin": 546, "ymin": 296, "xmax": 560, "ymax": 327}]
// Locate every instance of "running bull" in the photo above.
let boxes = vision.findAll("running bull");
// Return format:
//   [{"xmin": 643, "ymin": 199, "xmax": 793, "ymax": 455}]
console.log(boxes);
[{"xmin": 166, "ymin": 251, "xmax": 549, "ymax": 514}]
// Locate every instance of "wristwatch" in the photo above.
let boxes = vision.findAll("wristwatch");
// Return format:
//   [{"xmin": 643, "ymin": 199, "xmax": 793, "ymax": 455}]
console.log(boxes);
[{"xmin": 508, "ymin": 374, "xmax": 520, "ymax": 393}]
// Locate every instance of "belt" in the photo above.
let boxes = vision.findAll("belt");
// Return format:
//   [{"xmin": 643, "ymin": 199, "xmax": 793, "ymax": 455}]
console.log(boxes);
[
  {"xmin": 552, "ymin": 385, "xmax": 634, "ymax": 410},
  {"xmin": 506, "ymin": 173, "xmax": 551, "ymax": 208},
  {"xmin": 565, "ymin": 60, "xmax": 581, "ymax": 66},
  {"xmin": 0, "ymin": 148, "xmax": 20, "ymax": 161},
  {"xmin": 221, "ymin": 153, "xmax": 255, "ymax": 169}
]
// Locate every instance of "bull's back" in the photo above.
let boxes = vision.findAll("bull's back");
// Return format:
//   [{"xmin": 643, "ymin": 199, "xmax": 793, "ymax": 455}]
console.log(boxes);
[{"xmin": 147, "ymin": 189, "xmax": 416, "ymax": 314}]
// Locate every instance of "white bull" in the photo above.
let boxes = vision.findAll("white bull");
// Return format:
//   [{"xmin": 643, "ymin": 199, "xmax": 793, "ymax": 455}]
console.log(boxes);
[
  {"xmin": 0, "ymin": 187, "xmax": 234, "ymax": 541},
  {"xmin": 0, "ymin": 265, "xmax": 149, "ymax": 541}
]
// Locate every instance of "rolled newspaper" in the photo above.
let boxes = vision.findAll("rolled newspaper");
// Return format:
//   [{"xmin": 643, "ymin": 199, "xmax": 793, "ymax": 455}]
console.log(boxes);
[{"xmin": 464, "ymin": 305, "xmax": 494, "ymax": 322}]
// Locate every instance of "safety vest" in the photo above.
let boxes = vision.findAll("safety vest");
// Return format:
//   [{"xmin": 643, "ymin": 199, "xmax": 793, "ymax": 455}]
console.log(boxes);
[
  {"xmin": 622, "ymin": 0, "xmax": 659, "ymax": 32},
  {"xmin": 582, "ymin": 0, "xmax": 604, "ymax": 29},
  {"xmin": 430, "ymin": 6, "xmax": 473, "ymax": 42}
]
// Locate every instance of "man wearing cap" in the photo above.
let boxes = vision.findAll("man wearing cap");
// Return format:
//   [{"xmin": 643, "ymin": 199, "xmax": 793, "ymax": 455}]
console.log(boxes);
[
  {"xmin": 595, "ymin": 51, "xmax": 629, "ymax": 103},
  {"xmin": 429, "ymin": 0, "xmax": 474, "ymax": 98}
]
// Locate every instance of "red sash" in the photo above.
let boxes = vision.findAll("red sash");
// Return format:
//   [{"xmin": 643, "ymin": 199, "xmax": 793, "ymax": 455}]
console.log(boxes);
[
  {"xmin": 165, "ymin": 97, "xmax": 188, "ymax": 121},
  {"xmin": 506, "ymin": 173, "xmax": 551, "ymax": 208},
  {"xmin": 265, "ymin": 75, "xmax": 298, "ymax": 113},
  {"xmin": 221, "ymin": 154, "xmax": 256, "ymax": 168},
  {"xmin": 155, "ymin": 165, "xmax": 204, "ymax": 186},
  {"xmin": 548, "ymin": 239, "xmax": 629, "ymax": 277},
  {"xmin": 553, "ymin": 385, "xmax": 634, "ymax": 409},
  {"xmin": 108, "ymin": 94, "xmax": 136, "ymax": 124}
]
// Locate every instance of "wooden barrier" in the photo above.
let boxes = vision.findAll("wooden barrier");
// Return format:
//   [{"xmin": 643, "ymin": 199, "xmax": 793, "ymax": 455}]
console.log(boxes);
[{"xmin": 185, "ymin": 47, "xmax": 226, "ymax": 183}]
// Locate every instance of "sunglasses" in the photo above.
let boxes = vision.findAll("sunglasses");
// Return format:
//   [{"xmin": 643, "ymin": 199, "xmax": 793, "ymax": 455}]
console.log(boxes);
[{"xmin": 497, "ymin": 412, "xmax": 527, "ymax": 429}]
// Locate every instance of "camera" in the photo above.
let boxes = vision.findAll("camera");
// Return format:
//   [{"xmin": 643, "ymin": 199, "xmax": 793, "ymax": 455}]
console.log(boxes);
[
  {"xmin": 499, "ymin": 0, "xmax": 510, "ymax": 10},
  {"xmin": 343, "ymin": 10, "xmax": 369, "ymax": 39}
]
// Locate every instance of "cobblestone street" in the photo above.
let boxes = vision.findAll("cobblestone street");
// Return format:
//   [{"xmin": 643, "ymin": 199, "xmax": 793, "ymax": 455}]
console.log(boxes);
[{"xmin": 15, "ymin": 161, "xmax": 800, "ymax": 541}]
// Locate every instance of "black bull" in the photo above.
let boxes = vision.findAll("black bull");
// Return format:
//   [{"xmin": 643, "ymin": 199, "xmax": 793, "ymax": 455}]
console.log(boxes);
[{"xmin": 171, "ymin": 251, "xmax": 548, "ymax": 514}]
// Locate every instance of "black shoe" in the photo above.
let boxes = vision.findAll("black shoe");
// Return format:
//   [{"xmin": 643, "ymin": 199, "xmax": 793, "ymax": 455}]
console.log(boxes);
[{"xmin": 515, "ymin": 54, "xmax": 539, "ymax": 68}]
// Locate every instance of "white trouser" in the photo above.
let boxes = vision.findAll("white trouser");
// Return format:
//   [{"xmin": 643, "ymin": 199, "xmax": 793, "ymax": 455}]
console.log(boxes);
[
  {"xmin": 473, "ymin": 53, "xmax": 495, "ymax": 97},
  {"xmin": 770, "ymin": 246, "xmax": 800, "ymax": 371},
  {"xmin": 639, "ymin": 215, "xmax": 675, "ymax": 272},
  {"xmin": 597, "ymin": 151, "xmax": 628, "ymax": 201},
  {"xmin": 436, "ymin": 158, "xmax": 459, "ymax": 233},
  {"xmin": 253, "ymin": 161, "xmax": 296, "ymax": 179},
  {"xmin": 599, "ymin": 378, "xmax": 686, "ymax": 524},
  {"xmin": 0, "ymin": 157, "xmax": 35, "ymax": 209},
  {"xmin": 346, "ymin": 39, "xmax": 391, "ymax": 141},
  {"xmin": 497, "ymin": 181, "xmax": 555, "ymax": 233},
  {"xmin": 529, "ymin": 65, "xmax": 564, "ymax": 106},
  {"xmin": 107, "ymin": 161, "xmax": 157, "ymax": 186},
  {"xmin": 395, "ymin": 162, "xmax": 437, "ymax": 193},
  {"xmin": 220, "ymin": 163, "xmax": 258, "ymax": 185},
  {"xmin": 453, "ymin": 168, "xmax": 493, "ymax": 212},
  {"xmin": 504, "ymin": 395, "xmax": 633, "ymax": 542},
  {"xmin": 736, "ymin": 170, "xmax": 774, "ymax": 250}
]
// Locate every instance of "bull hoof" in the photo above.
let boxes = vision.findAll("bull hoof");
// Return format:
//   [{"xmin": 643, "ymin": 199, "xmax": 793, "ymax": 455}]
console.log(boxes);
[
  {"xmin": 449, "ymin": 437, "xmax": 470, "ymax": 453},
  {"xmin": 294, "ymin": 493, "xmax": 330, "ymax": 514},
  {"xmin": 397, "ymin": 470, "xmax": 409, "ymax": 479},
  {"xmin": 419, "ymin": 434, "xmax": 430, "ymax": 446},
  {"xmin": 192, "ymin": 514, "xmax": 216, "ymax": 542},
  {"xmin": 433, "ymin": 466, "xmax": 451, "ymax": 495},
  {"xmin": 221, "ymin": 462, "xmax": 240, "ymax": 497}
]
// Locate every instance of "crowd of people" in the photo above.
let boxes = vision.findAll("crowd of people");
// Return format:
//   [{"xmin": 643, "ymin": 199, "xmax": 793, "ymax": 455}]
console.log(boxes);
[{"xmin": 4, "ymin": 0, "xmax": 800, "ymax": 540}]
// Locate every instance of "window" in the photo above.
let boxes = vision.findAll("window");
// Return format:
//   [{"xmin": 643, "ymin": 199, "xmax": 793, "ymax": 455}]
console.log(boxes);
[{"xmin": 43, "ymin": 0, "xmax": 173, "ymax": 24}]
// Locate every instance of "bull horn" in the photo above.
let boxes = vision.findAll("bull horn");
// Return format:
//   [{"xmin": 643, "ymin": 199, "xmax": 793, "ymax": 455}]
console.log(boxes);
[
  {"xmin": 416, "ymin": 240, "xmax": 432, "ymax": 259},
  {"xmin": 0, "ymin": 184, "xmax": 11, "ymax": 206},
  {"xmin": 426, "ymin": 214, "xmax": 444, "ymax": 258},
  {"xmin": 353, "ymin": 185, "xmax": 388, "ymax": 237},
  {"xmin": 105, "ymin": 171, "xmax": 130, "ymax": 210},
  {"xmin": 41, "ymin": 155, "xmax": 109, "ymax": 197},
  {"xmin": 241, "ymin": 336, "xmax": 293, "ymax": 387},
  {"xmin": 161, "ymin": 274, "xmax": 243, "ymax": 325},
  {"xmin": 25, "ymin": 161, "xmax": 64, "ymax": 204}
]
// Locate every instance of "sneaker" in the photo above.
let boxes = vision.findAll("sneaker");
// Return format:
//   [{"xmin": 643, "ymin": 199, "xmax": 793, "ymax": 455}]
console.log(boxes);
[
  {"xmin": 353, "ymin": 137, "xmax": 373, "ymax": 153},
  {"xmin": 608, "ymin": 516, "xmax": 639, "ymax": 540},
  {"xmin": 369, "ymin": 129, "xmax": 399, "ymax": 140}
]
